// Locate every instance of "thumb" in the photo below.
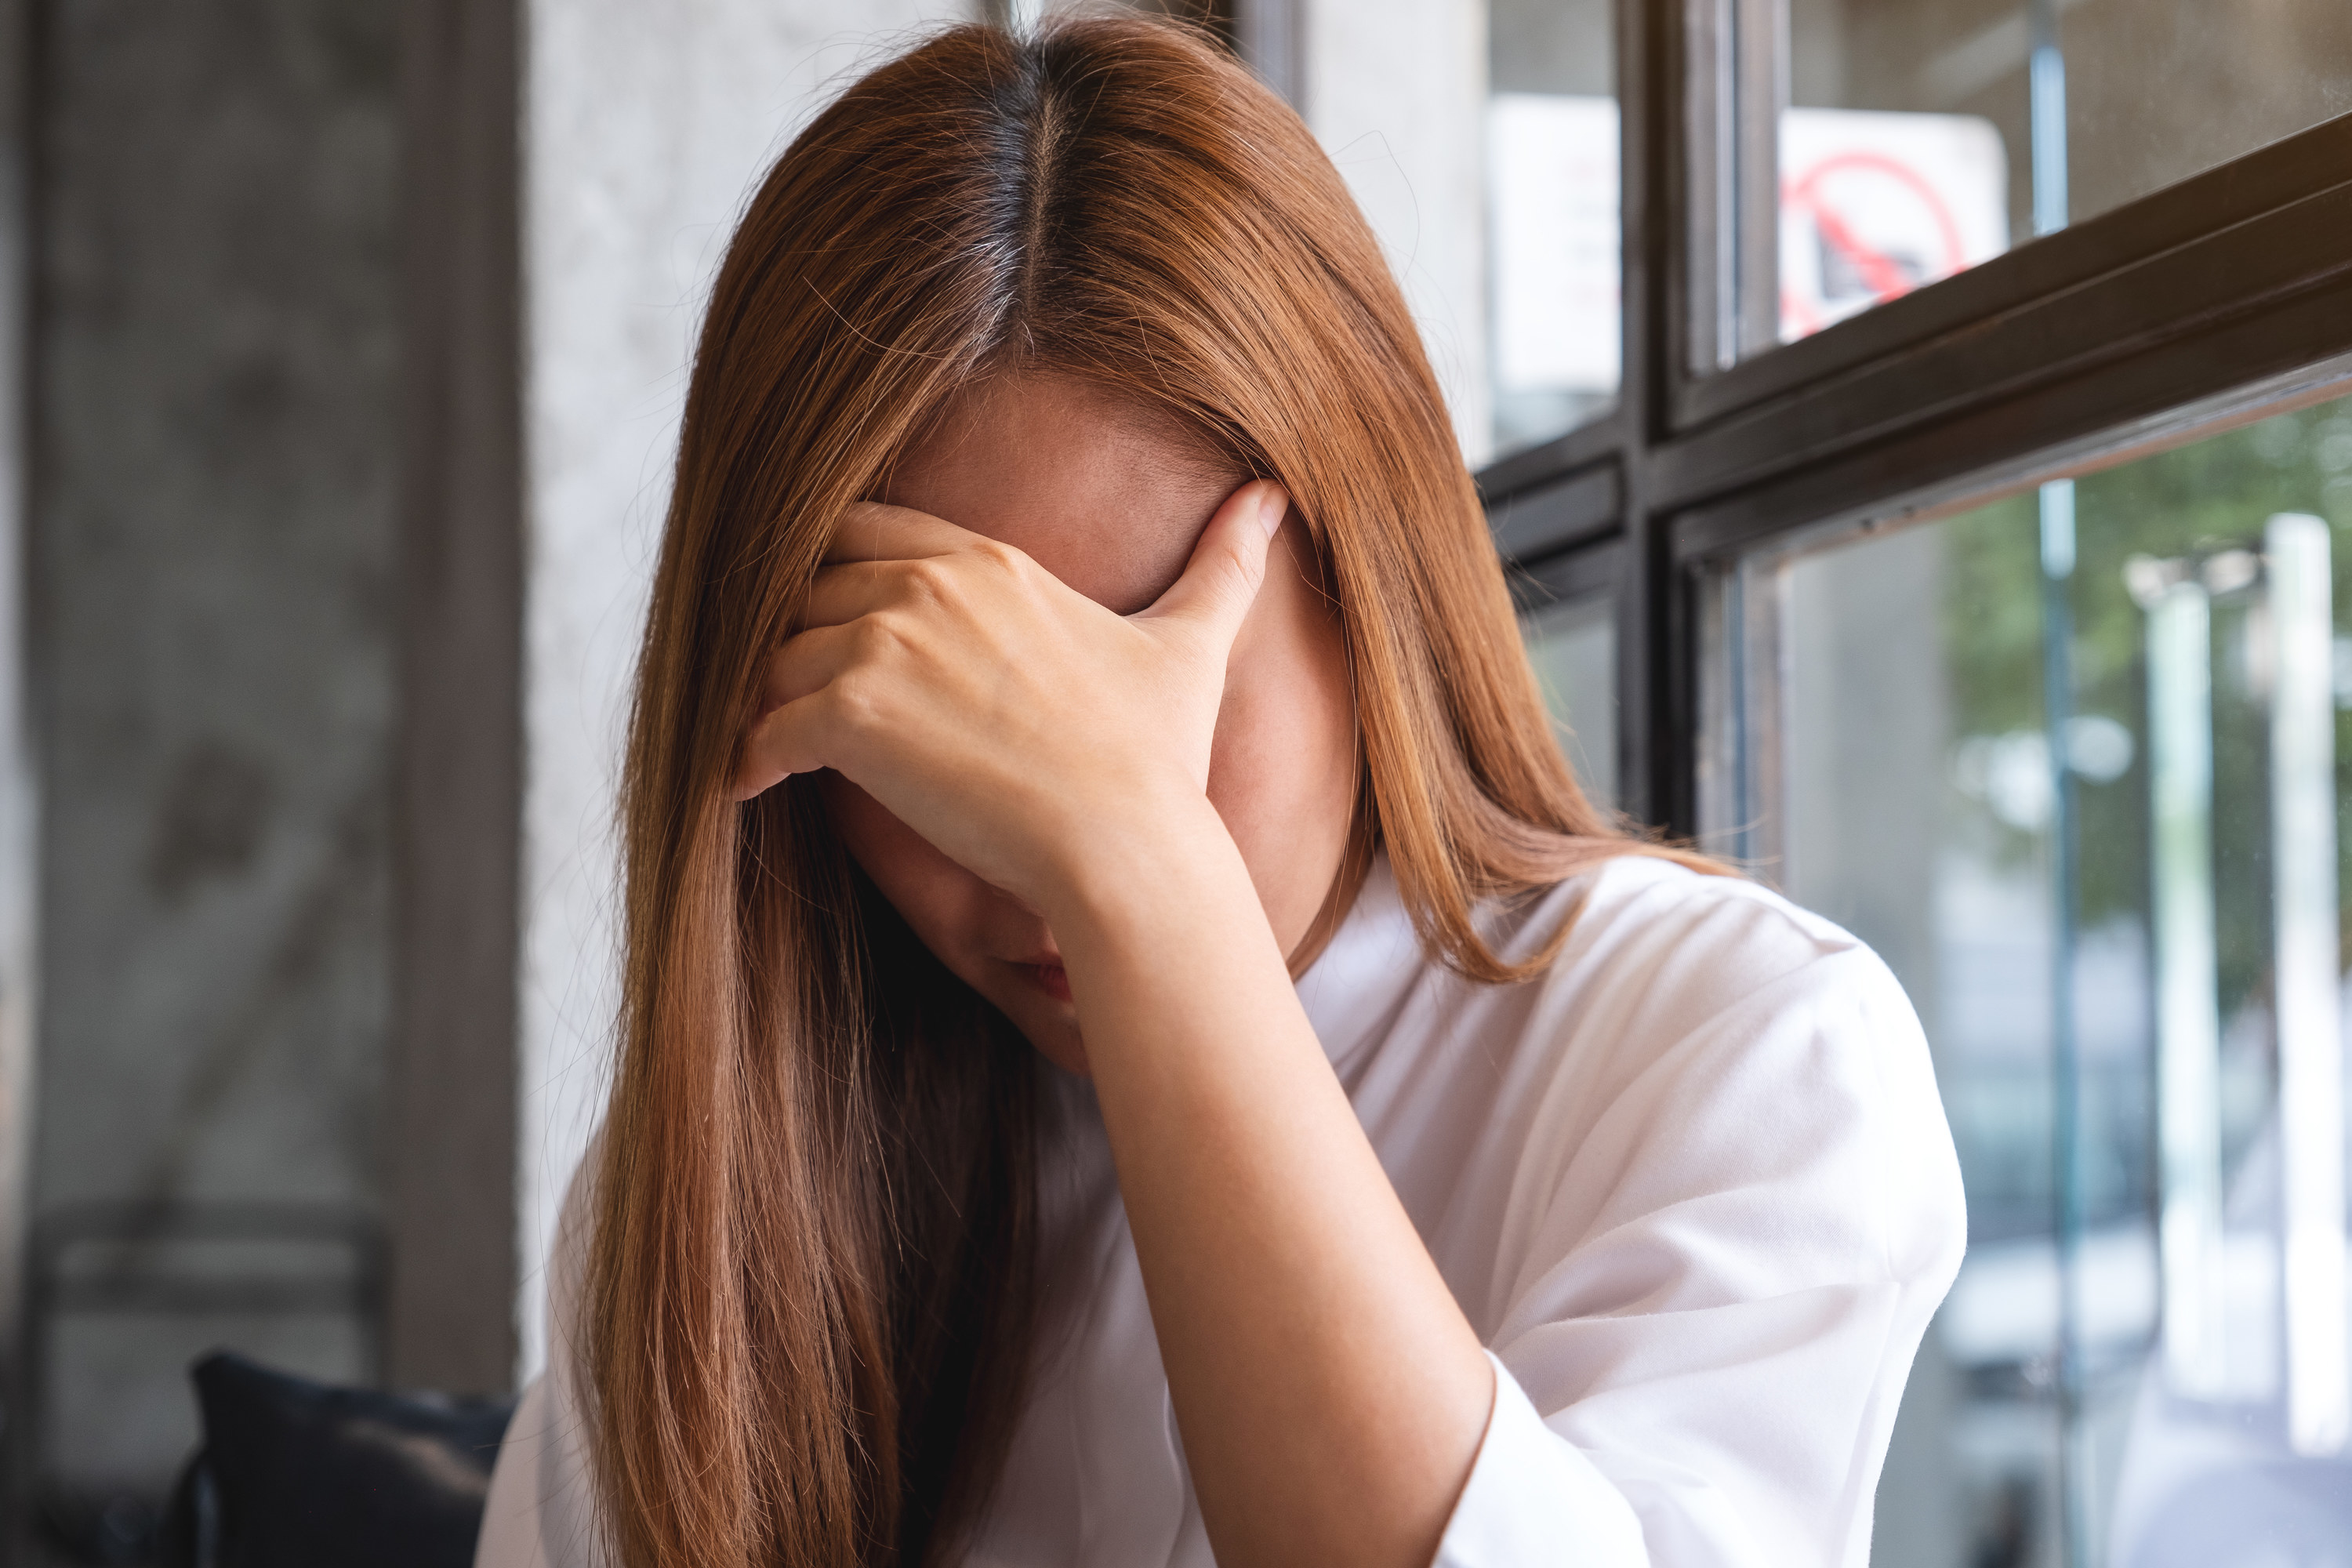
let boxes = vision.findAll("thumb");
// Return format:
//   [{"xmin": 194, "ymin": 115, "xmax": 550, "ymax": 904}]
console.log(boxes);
[{"xmin": 1141, "ymin": 479, "xmax": 1288, "ymax": 651}]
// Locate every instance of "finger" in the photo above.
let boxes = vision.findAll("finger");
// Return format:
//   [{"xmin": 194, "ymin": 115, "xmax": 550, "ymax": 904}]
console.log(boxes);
[
  {"xmin": 753, "ymin": 619, "xmax": 864, "ymax": 727},
  {"xmin": 822, "ymin": 500, "xmax": 987, "ymax": 565},
  {"xmin": 731, "ymin": 691, "xmax": 834, "ymax": 802},
  {"xmin": 1138, "ymin": 480, "xmax": 1287, "ymax": 652},
  {"xmin": 798, "ymin": 559, "xmax": 906, "ymax": 631},
  {"xmin": 738, "ymin": 619, "xmax": 872, "ymax": 799}
]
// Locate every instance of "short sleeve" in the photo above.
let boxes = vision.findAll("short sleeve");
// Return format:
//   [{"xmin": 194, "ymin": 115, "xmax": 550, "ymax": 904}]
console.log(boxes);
[
  {"xmin": 476, "ymin": 1375, "xmax": 557, "ymax": 1568},
  {"xmin": 1435, "ymin": 1354, "xmax": 1647, "ymax": 1567},
  {"xmin": 477, "ymin": 1151, "xmax": 608, "ymax": 1568},
  {"xmin": 1429, "ymin": 901, "xmax": 1966, "ymax": 1568}
]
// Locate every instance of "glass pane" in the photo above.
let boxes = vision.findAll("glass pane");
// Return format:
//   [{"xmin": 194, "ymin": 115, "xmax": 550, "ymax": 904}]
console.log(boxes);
[
  {"xmin": 1765, "ymin": 1, "xmax": 2352, "ymax": 350},
  {"xmin": 1523, "ymin": 590, "xmax": 1617, "ymax": 809},
  {"xmin": 1712, "ymin": 393, "xmax": 2352, "ymax": 1565},
  {"xmin": 1487, "ymin": 0, "xmax": 1617, "ymax": 458}
]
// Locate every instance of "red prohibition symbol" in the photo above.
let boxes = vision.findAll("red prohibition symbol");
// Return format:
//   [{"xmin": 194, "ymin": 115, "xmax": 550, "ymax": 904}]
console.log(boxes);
[{"xmin": 1782, "ymin": 149, "xmax": 1971, "ymax": 337}]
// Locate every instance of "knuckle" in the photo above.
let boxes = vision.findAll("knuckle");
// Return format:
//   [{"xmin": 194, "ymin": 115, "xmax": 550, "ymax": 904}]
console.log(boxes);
[
  {"xmin": 901, "ymin": 557, "xmax": 960, "ymax": 607},
  {"xmin": 972, "ymin": 538, "xmax": 1027, "ymax": 577},
  {"xmin": 825, "ymin": 672, "xmax": 888, "ymax": 735},
  {"xmin": 851, "ymin": 613, "xmax": 904, "ymax": 661}
]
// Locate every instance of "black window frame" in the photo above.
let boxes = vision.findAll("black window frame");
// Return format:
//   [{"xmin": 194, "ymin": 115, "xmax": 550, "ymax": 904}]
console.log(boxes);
[{"xmin": 1480, "ymin": 0, "xmax": 2352, "ymax": 841}]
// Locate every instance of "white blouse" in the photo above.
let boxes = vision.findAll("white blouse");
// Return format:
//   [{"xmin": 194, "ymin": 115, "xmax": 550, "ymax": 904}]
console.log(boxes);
[{"xmin": 477, "ymin": 853, "xmax": 1965, "ymax": 1567}]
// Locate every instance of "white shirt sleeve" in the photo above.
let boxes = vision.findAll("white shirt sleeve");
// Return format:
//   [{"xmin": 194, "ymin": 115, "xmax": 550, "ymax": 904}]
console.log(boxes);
[
  {"xmin": 1436, "ymin": 1354, "xmax": 1648, "ymax": 1566},
  {"xmin": 1433, "ymin": 916, "xmax": 1966, "ymax": 1568},
  {"xmin": 476, "ymin": 1156, "xmax": 608, "ymax": 1568}
]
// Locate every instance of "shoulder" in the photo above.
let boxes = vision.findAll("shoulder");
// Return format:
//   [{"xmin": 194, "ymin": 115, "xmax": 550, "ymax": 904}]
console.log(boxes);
[
  {"xmin": 478, "ymin": 1138, "xmax": 613, "ymax": 1568},
  {"xmin": 1494, "ymin": 851, "xmax": 1936, "ymax": 1114},
  {"xmin": 1471, "ymin": 852, "xmax": 1933, "ymax": 1110},
  {"xmin": 1474, "ymin": 854, "xmax": 1961, "ymax": 1288},
  {"xmin": 1506, "ymin": 852, "xmax": 1882, "ymax": 1027},
  {"xmin": 542, "ymin": 1133, "xmax": 604, "ymax": 1381}
]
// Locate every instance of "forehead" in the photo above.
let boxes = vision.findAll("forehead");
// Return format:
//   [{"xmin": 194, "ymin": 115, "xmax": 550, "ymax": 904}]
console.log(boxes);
[{"xmin": 879, "ymin": 375, "xmax": 1242, "ymax": 615}]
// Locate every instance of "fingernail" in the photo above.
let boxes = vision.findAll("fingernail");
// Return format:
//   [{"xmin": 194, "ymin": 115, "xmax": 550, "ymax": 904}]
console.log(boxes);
[{"xmin": 1257, "ymin": 485, "xmax": 1288, "ymax": 539}]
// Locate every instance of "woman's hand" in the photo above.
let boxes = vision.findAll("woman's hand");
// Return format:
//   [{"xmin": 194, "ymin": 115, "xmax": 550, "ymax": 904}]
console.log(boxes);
[{"xmin": 734, "ymin": 479, "xmax": 1290, "ymax": 913}]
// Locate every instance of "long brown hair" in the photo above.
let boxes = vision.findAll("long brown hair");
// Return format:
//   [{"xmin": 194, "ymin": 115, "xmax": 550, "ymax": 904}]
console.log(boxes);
[{"xmin": 587, "ymin": 15, "xmax": 1714, "ymax": 1568}]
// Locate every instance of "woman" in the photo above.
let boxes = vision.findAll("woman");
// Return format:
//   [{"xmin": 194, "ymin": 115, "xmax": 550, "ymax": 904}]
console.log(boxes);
[{"xmin": 477, "ymin": 16, "xmax": 1963, "ymax": 1568}]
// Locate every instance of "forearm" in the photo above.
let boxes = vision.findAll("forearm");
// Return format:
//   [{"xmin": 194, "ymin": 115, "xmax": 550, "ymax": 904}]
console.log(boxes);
[{"xmin": 1049, "ymin": 805, "xmax": 1494, "ymax": 1568}]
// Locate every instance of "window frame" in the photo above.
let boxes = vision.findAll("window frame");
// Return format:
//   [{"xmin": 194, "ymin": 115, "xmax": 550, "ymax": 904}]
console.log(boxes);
[{"xmin": 1478, "ymin": 0, "xmax": 2352, "ymax": 841}]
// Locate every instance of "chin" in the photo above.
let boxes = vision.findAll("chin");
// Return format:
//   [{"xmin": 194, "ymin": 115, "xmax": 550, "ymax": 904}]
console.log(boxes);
[
  {"xmin": 1006, "ymin": 1004, "xmax": 1090, "ymax": 1078},
  {"xmin": 996, "ymin": 993, "xmax": 1090, "ymax": 1077},
  {"xmin": 965, "ymin": 963, "xmax": 1091, "ymax": 1077},
  {"xmin": 1033, "ymin": 1033, "xmax": 1092, "ymax": 1079}
]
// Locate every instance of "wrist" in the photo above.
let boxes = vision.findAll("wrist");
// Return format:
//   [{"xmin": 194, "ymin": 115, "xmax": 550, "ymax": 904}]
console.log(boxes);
[{"xmin": 1040, "ymin": 787, "xmax": 1257, "ymax": 952}]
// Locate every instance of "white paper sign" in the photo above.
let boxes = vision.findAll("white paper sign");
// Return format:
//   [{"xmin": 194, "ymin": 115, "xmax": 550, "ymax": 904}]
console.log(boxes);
[
  {"xmin": 1487, "ymin": 97, "xmax": 2010, "ymax": 387},
  {"xmin": 1489, "ymin": 93, "xmax": 1621, "ymax": 394},
  {"xmin": 1779, "ymin": 107, "xmax": 2009, "ymax": 339}
]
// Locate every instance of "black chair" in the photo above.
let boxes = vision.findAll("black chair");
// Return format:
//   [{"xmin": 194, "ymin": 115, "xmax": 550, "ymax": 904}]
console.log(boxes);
[
  {"xmin": 24, "ymin": 1201, "xmax": 388, "ymax": 1565},
  {"xmin": 159, "ymin": 1352, "xmax": 516, "ymax": 1568}
]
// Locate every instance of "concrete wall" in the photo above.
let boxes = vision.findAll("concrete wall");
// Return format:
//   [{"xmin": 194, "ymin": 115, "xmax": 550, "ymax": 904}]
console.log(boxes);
[
  {"xmin": 1304, "ymin": 0, "xmax": 1491, "ymax": 466},
  {"xmin": 20, "ymin": 0, "xmax": 401, "ymax": 1548}
]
